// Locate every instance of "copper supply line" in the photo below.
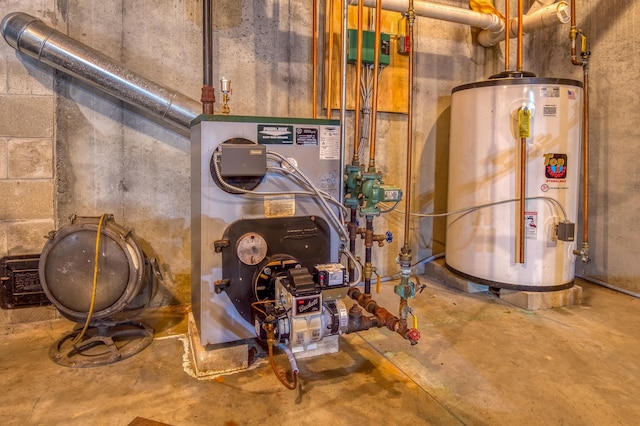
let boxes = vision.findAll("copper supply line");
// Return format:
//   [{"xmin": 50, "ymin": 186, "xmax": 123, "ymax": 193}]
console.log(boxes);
[
  {"xmin": 516, "ymin": 0, "xmax": 524, "ymax": 71},
  {"xmin": 313, "ymin": 0, "xmax": 318, "ymax": 118},
  {"xmin": 326, "ymin": 0, "xmax": 335, "ymax": 119},
  {"xmin": 368, "ymin": 0, "xmax": 383, "ymax": 172},
  {"xmin": 504, "ymin": 0, "xmax": 510, "ymax": 70},
  {"xmin": 513, "ymin": 0, "xmax": 526, "ymax": 264},
  {"xmin": 516, "ymin": 134, "xmax": 527, "ymax": 264},
  {"xmin": 569, "ymin": 0, "xmax": 583, "ymax": 66},
  {"xmin": 340, "ymin": 0, "xmax": 348, "ymax": 201},
  {"xmin": 201, "ymin": 0, "xmax": 215, "ymax": 114},
  {"xmin": 352, "ymin": 0, "xmax": 365, "ymax": 162},
  {"xmin": 402, "ymin": 0, "xmax": 415, "ymax": 254},
  {"xmin": 569, "ymin": 0, "xmax": 590, "ymax": 261}
]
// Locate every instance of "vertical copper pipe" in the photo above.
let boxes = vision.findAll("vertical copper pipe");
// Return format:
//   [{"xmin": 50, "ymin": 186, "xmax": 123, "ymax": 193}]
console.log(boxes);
[
  {"xmin": 201, "ymin": 0, "xmax": 215, "ymax": 114},
  {"xmin": 313, "ymin": 0, "xmax": 318, "ymax": 118},
  {"xmin": 569, "ymin": 0, "xmax": 583, "ymax": 66},
  {"xmin": 368, "ymin": 0, "xmax": 382, "ymax": 172},
  {"xmin": 403, "ymin": 1, "xmax": 415, "ymax": 251},
  {"xmin": 326, "ymin": 0, "xmax": 334, "ymax": 119},
  {"xmin": 581, "ymin": 64, "xmax": 589, "ymax": 245},
  {"xmin": 517, "ymin": 136, "xmax": 526, "ymax": 263},
  {"xmin": 352, "ymin": 0, "xmax": 365, "ymax": 161},
  {"xmin": 516, "ymin": 0, "xmax": 523, "ymax": 71},
  {"xmin": 504, "ymin": 0, "xmax": 510, "ymax": 71},
  {"xmin": 570, "ymin": 0, "xmax": 590, "ymax": 257}
]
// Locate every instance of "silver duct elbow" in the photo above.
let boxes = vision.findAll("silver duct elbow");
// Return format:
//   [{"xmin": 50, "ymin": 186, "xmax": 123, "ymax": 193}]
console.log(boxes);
[{"xmin": 1, "ymin": 12, "xmax": 201, "ymax": 133}]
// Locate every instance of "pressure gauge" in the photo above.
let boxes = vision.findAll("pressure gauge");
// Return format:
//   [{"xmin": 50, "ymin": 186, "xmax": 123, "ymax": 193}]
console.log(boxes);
[{"xmin": 235, "ymin": 232, "xmax": 268, "ymax": 266}]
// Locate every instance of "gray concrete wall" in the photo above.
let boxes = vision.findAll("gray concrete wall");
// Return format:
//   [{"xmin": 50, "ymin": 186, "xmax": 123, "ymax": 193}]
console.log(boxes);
[
  {"xmin": 2, "ymin": 0, "xmax": 634, "ymax": 324},
  {"xmin": 529, "ymin": 0, "xmax": 640, "ymax": 294}
]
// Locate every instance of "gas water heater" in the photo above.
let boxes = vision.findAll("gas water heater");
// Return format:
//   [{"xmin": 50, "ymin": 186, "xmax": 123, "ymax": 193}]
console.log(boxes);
[
  {"xmin": 446, "ymin": 77, "xmax": 583, "ymax": 291},
  {"xmin": 191, "ymin": 115, "xmax": 348, "ymax": 354}
]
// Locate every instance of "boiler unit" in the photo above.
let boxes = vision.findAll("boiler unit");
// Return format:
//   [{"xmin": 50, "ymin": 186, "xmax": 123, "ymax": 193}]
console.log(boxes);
[
  {"xmin": 446, "ymin": 77, "xmax": 583, "ymax": 291},
  {"xmin": 191, "ymin": 115, "xmax": 346, "ymax": 354}
]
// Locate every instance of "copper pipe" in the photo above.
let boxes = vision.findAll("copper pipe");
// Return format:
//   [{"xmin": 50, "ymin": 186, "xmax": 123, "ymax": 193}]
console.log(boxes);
[
  {"xmin": 582, "ymin": 65, "xmax": 589, "ymax": 246},
  {"xmin": 326, "ymin": 0, "xmax": 334, "ymax": 119},
  {"xmin": 352, "ymin": 0, "xmax": 365, "ymax": 162},
  {"xmin": 403, "ymin": 1, "xmax": 415, "ymax": 253},
  {"xmin": 201, "ymin": 0, "xmax": 215, "ymax": 114},
  {"xmin": 313, "ymin": 0, "xmax": 318, "ymax": 118},
  {"xmin": 516, "ymin": 0, "xmax": 523, "ymax": 71},
  {"xmin": 569, "ymin": 0, "xmax": 583, "ymax": 66},
  {"xmin": 517, "ymin": 135, "xmax": 526, "ymax": 264},
  {"xmin": 504, "ymin": 0, "xmax": 510, "ymax": 70},
  {"xmin": 368, "ymin": 0, "xmax": 383, "ymax": 171},
  {"xmin": 569, "ymin": 0, "xmax": 590, "ymax": 261}
]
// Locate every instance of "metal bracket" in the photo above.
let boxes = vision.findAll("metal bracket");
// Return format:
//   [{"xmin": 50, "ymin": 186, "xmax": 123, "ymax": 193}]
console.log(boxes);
[
  {"xmin": 214, "ymin": 279, "xmax": 231, "ymax": 294},
  {"xmin": 213, "ymin": 239, "xmax": 230, "ymax": 253}
]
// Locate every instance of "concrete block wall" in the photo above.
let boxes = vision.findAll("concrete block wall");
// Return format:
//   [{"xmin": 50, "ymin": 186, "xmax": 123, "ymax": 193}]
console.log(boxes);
[{"xmin": 0, "ymin": 3, "xmax": 57, "ymax": 322}]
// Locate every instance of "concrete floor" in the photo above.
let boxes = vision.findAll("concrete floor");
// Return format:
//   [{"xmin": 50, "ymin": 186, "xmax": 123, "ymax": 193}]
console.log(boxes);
[{"xmin": 1, "ymin": 276, "xmax": 638, "ymax": 425}]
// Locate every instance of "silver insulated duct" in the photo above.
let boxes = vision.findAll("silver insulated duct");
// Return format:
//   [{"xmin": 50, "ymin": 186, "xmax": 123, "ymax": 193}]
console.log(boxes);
[{"xmin": 1, "ymin": 12, "xmax": 201, "ymax": 133}]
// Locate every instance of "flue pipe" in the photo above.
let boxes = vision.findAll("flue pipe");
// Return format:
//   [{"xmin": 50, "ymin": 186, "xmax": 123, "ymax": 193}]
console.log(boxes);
[
  {"xmin": 348, "ymin": 0, "xmax": 501, "ymax": 31},
  {"xmin": 1, "ymin": 12, "xmax": 200, "ymax": 132},
  {"xmin": 478, "ymin": 2, "xmax": 570, "ymax": 47}
]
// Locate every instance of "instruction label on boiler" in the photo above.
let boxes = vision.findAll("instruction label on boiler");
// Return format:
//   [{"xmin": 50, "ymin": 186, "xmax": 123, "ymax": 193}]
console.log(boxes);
[
  {"xmin": 295, "ymin": 127, "xmax": 319, "ymax": 146},
  {"xmin": 264, "ymin": 195, "xmax": 295, "ymax": 217},
  {"xmin": 319, "ymin": 126, "xmax": 340, "ymax": 160}
]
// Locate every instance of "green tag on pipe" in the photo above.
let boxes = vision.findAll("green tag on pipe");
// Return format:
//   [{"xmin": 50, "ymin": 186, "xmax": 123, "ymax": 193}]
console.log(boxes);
[{"xmin": 518, "ymin": 107, "xmax": 531, "ymax": 138}]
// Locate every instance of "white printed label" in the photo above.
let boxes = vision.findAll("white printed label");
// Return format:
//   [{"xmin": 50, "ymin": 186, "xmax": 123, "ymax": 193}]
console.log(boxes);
[
  {"xmin": 320, "ymin": 125, "xmax": 340, "ymax": 160},
  {"xmin": 525, "ymin": 212, "xmax": 538, "ymax": 239}
]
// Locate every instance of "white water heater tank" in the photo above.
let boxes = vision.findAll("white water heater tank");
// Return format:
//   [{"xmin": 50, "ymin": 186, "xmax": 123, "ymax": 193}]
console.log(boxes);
[{"xmin": 445, "ymin": 77, "xmax": 583, "ymax": 291}]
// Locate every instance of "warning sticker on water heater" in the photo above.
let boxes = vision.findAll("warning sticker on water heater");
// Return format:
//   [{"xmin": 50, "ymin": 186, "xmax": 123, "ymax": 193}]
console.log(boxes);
[{"xmin": 525, "ymin": 212, "xmax": 538, "ymax": 240}]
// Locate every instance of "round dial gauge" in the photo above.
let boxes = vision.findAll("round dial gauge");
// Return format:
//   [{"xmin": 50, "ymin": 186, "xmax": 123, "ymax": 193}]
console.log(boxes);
[{"xmin": 235, "ymin": 232, "xmax": 268, "ymax": 266}]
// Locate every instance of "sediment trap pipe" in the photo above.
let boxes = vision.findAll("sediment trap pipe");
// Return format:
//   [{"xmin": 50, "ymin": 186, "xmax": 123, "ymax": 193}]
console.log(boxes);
[{"xmin": 1, "ymin": 12, "xmax": 201, "ymax": 132}]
